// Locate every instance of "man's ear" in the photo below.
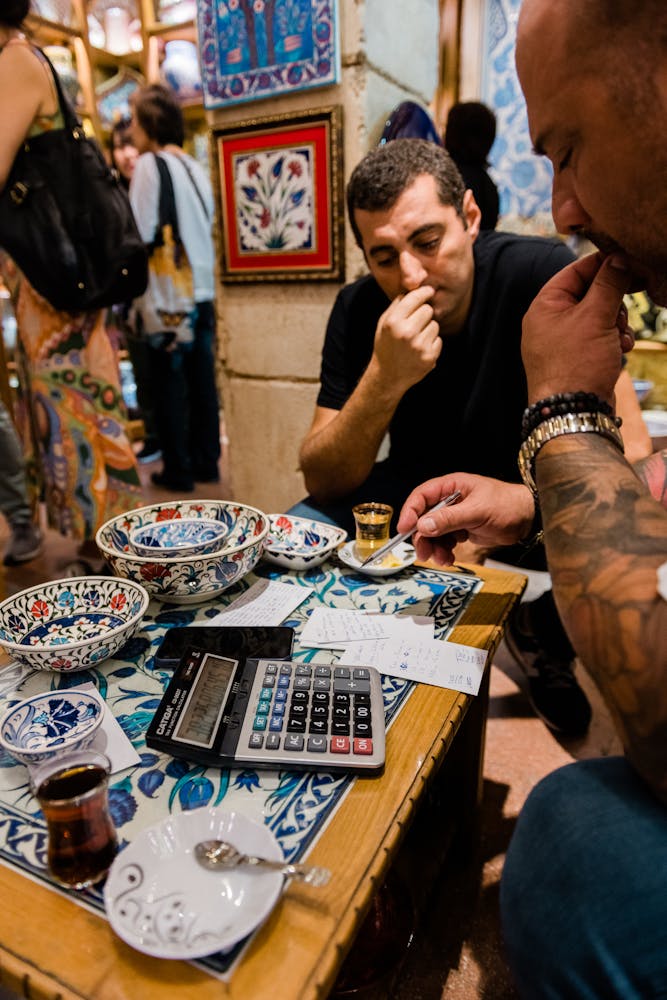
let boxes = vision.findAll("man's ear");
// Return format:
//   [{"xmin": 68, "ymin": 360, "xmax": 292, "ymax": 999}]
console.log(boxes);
[{"xmin": 463, "ymin": 189, "xmax": 482, "ymax": 242}]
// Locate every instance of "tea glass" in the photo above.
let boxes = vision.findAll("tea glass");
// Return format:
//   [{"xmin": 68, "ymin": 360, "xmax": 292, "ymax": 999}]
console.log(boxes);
[
  {"xmin": 352, "ymin": 502, "xmax": 393, "ymax": 562},
  {"xmin": 31, "ymin": 749, "xmax": 118, "ymax": 889}
]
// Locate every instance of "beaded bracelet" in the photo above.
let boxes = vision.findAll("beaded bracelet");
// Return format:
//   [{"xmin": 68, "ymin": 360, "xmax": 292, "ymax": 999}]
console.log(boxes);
[{"xmin": 521, "ymin": 392, "xmax": 621, "ymax": 441}]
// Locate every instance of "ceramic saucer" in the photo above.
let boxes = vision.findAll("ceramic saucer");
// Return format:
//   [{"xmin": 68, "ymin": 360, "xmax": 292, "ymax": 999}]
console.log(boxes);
[
  {"xmin": 338, "ymin": 541, "xmax": 416, "ymax": 577},
  {"xmin": 104, "ymin": 808, "xmax": 283, "ymax": 959}
]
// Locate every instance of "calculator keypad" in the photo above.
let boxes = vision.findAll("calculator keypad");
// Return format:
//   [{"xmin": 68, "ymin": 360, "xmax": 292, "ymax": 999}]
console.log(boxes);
[{"xmin": 241, "ymin": 658, "xmax": 385, "ymax": 771}]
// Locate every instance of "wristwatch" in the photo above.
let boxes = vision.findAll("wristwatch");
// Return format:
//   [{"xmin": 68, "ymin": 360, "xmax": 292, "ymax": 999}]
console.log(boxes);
[{"xmin": 518, "ymin": 411, "xmax": 624, "ymax": 498}]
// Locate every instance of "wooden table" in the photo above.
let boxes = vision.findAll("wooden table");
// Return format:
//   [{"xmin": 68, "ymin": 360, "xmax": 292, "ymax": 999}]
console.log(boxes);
[{"xmin": 0, "ymin": 562, "xmax": 525, "ymax": 1000}]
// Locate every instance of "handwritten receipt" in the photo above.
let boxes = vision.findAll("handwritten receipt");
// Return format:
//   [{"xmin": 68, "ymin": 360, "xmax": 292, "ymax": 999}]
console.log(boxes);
[{"xmin": 338, "ymin": 635, "xmax": 488, "ymax": 696}]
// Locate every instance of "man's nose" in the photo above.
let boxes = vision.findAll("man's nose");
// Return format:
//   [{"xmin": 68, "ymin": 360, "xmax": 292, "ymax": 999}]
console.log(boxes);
[
  {"xmin": 399, "ymin": 251, "xmax": 428, "ymax": 291},
  {"xmin": 551, "ymin": 176, "xmax": 592, "ymax": 236}
]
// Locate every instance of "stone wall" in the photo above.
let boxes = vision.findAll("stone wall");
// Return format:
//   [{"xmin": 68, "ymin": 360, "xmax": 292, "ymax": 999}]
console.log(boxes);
[{"xmin": 209, "ymin": 0, "xmax": 440, "ymax": 514}]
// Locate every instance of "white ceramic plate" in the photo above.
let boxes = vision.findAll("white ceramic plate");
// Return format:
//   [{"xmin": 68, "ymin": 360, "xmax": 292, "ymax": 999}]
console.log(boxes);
[
  {"xmin": 338, "ymin": 541, "xmax": 416, "ymax": 577},
  {"xmin": 104, "ymin": 808, "xmax": 283, "ymax": 959}
]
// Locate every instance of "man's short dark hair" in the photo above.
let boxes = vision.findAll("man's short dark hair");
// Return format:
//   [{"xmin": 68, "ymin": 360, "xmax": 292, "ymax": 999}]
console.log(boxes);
[
  {"xmin": 132, "ymin": 84, "xmax": 184, "ymax": 147},
  {"xmin": 444, "ymin": 102, "xmax": 497, "ymax": 165},
  {"xmin": 346, "ymin": 139, "xmax": 466, "ymax": 248},
  {"xmin": 2, "ymin": 1, "xmax": 29, "ymax": 27}
]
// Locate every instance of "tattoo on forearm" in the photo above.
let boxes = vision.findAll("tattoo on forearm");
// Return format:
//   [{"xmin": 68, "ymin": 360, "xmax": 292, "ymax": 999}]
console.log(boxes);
[{"xmin": 536, "ymin": 436, "xmax": 667, "ymax": 800}]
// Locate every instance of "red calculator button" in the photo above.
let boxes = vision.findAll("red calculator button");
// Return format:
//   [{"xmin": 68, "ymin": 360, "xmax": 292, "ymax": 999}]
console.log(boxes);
[
  {"xmin": 353, "ymin": 738, "xmax": 373, "ymax": 755},
  {"xmin": 331, "ymin": 736, "xmax": 350, "ymax": 754}
]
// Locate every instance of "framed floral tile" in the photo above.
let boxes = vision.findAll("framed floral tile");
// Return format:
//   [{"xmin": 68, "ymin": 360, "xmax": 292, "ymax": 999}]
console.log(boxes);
[
  {"xmin": 211, "ymin": 105, "xmax": 344, "ymax": 282},
  {"xmin": 196, "ymin": 0, "xmax": 339, "ymax": 109}
]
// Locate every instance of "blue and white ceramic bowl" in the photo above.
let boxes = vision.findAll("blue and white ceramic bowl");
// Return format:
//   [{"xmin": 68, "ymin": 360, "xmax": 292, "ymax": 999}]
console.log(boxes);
[
  {"xmin": 96, "ymin": 500, "xmax": 269, "ymax": 605},
  {"xmin": 0, "ymin": 577, "xmax": 149, "ymax": 673},
  {"xmin": 0, "ymin": 689, "xmax": 104, "ymax": 766},
  {"xmin": 128, "ymin": 518, "xmax": 230, "ymax": 559},
  {"xmin": 262, "ymin": 515, "xmax": 347, "ymax": 571}
]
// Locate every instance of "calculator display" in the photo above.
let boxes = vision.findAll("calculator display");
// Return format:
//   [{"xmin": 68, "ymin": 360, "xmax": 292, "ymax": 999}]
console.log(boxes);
[{"xmin": 173, "ymin": 653, "xmax": 236, "ymax": 748}]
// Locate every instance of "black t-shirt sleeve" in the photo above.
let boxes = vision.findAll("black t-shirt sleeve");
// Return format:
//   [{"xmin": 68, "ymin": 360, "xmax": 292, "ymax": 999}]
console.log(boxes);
[{"xmin": 317, "ymin": 288, "xmax": 351, "ymax": 410}]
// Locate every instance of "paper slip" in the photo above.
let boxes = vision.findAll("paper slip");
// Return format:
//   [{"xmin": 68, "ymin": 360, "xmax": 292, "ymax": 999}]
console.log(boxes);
[
  {"xmin": 300, "ymin": 607, "xmax": 434, "ymax": 649},
  {"xmin": 206, "ymin": 578, "xmax": 311, "ymax": 627},
  {"xmin": 338, "ymin": 636, "xmax": 488, "ymax": 696}
]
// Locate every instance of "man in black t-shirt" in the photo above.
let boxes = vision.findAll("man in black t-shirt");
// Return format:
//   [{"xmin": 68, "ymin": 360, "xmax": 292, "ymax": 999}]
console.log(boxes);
[{"xmin": 292, "ymin": 139, "xmax": 592, "ymax": 736}]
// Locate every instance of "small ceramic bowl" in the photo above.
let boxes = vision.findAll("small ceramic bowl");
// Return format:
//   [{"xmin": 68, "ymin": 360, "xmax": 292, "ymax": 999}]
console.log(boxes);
[
  {"xmin": 632, "ymin": 378, "xmax": 654, "ymax": 404},
  {"xmin": 337, "ymin": 541, "xmax": 416, "ymax": 577},
  {"xmin": 0, "ymin": 689, "xmax": 103, "ymax": 766},
  {"xmin": 96, "ymin": 500, "xmax": 269, "ymax": 605},
  {"xmin": 128, "ymin": 518, "xmax": 230, "ymax": 559},
  {"xmin": 262, "ymin": 515, "xmax": 347, "ymax": 571},
  {"xmin": 0, "ymin": 576, "xmax": 149, "ymax": 673}
]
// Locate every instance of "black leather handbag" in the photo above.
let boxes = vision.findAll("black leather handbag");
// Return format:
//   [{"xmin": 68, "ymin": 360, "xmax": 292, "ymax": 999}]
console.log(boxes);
[{"xmin": 0, "ymin": 46, "xmax": 148, "ymax": 313}]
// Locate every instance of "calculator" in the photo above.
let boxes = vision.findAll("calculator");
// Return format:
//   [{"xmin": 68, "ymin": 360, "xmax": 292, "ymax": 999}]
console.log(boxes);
[{"xmin": 146, "ymin": 646, "xmax": 386, "ymax": 774}]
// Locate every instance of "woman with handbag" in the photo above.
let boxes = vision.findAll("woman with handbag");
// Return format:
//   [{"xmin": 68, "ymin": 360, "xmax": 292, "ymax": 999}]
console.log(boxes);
[
  {"xmin": 129, "ymin": 84, "xmax": 220, "ymax": 493},
  {"xmin": 0, "ymin": 0, "xmax": 142, "ymax": 563}
]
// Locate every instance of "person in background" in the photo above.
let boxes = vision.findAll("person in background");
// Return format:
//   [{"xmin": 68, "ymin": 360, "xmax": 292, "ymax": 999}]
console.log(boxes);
[
  {"xmin": 0, "ymin": 398, "xmax": 42, "ymax": 565},
  {"xmin": 0, "ymin": 0, "xmax": 142, "ymax": 569},
  {"xmin": 444, "ymin": 101, "xmax": 500, "ymax": 231},
  {"xmin": 129, "ymin": 84, "xmax": 220, "ymax": 493},
  {"xmin": 295, "ymin": 138, "xmax": 648, "ymax": 740},
  {"xmin": 107, "ymin": 116, "xmax": 161, "ymax": 466},
  {"xmin": 399, "ymin": 0, "xmax": 667, "ymax": 994}
]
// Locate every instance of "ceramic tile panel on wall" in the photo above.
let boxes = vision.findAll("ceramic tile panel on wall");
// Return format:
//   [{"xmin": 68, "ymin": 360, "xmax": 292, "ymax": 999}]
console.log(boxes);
[{"xmin": 481, "ymin": 0, "xmax": 554, "ymax": 221}]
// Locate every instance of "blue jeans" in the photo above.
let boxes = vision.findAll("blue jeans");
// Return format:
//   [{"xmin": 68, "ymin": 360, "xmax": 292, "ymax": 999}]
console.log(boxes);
[{"xmin": 500, "ymin": 757, "xmax": 667, "ymax": 999}]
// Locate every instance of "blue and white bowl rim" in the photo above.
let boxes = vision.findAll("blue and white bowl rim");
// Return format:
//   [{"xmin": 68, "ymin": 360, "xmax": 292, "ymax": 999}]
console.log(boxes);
[{"xmin": 0, "ymin": 689, "xmax": 103, "ymax": 750}]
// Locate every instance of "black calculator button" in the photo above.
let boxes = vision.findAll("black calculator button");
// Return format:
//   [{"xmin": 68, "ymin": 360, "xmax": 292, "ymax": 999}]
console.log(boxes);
[
  {"xmin": 313, "ymin": 678, "xmax": 331, "ymax": 691},
  {"xmin": 287, "ymin": 718, "xmax": 306, "ymax": 733},
  {"xmin": 354, "ymin": 705, "xmax": 371, "ymax": 720},
  {"xmin": 293, "ymin": 677, "xmax": 311, "ymax": 691},
  {"xmin": 311, "ymin": 704, "xmax": 328, "ymax": 719},
  {"xmin": 315, "ymin": 665, "xmax": 331, "ymax": 677},
  {"xmin": 332, "ymin": 705, "xmax": 349, "ymax": 719},
  {"xmin": 279, "ymin": 664, "xmax": 292, "ymax": 676},
  {"xmin": 354, "ymin": 693, "xmax": 371, "ymax": 705},
  {"xmin": 332, "ymin": 720, "xmax": 350, "ymax": 736},
  {"xmin": 331, "ymin": 736, "xmax": 350, "ymax": 754},
  {"xmin": 334, "ymin": 679, "xmax": 371, "ymax": 694},
  {"xmin": 312, "ymin": 691, "xmax": 329, "ymax": 705},
  {"xmin": 248, "ymin": 732, "xmax": 264, "ymax": 749},
  {"xmin": 266, "ymin": 734, "xmax": 281, "ymax": 750},
  {"xmin": 333, "ymin": 692, "xmax": 350, "ymax": 706},
  {"xmin": 354, "ymin": 721, "xmax": 373, "ymax": 737},
  {"xmin": 334, "ymin": 667, "xmax": 350, "ymax": 679},
  {"xmin": 309, "ymin": 719, "xmax": 328, "ymax": 735},
  {"xmin": 353, "ymin": 738, "xmax": 373, "ymax": 755},
  {"xmin": 290, "ymin": 702, "xmax": 307, "ymax": 718},
  {"xmin": 263, "ymin": 663, "xmax": 278, "ymax": 675},
  {"xmin": 269, "ymin": 716, "xmax": 284, "ymax": 732},
  {"xmin": 307, "ymin": 735, "xmax": 328, "ymax": 753},
  {"xmin": 295, "ymin": 665, "xmax": 312, "ymax": 676},
  {"xmin": 291, "ymin": 689, "xmax": 309, "ymax": 704},
  {"xmin": 285, "ymin": 734, "xmax": 305, "ymax": 751},
  {"xmin": 353, "ymin": 668, "xmax": 370, "ymax": 680}
]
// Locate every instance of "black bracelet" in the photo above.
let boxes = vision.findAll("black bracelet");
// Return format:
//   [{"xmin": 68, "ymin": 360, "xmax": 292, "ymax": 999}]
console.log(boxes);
[{"xmin": 521, "ymin": 391, "xmax": 621, "ymax": 441}]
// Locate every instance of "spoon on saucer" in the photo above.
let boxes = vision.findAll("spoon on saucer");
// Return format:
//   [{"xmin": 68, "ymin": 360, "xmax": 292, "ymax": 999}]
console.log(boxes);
[{"xmin": 194, "ymin": 840, "xmax": 331, "ymax": 886}]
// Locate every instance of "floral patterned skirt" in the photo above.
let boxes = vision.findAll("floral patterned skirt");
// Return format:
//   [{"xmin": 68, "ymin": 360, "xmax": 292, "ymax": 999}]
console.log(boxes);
[{"xmin": 2, "ymin": 258, "xmax": 143, "ymax": 541}]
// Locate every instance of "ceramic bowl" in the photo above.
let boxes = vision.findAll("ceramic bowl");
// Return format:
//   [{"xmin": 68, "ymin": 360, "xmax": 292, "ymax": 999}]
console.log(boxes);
[
  {"xmin": 128, "ymin": 518, "xmax": 230, "ymax": 559},
  {"xmin": 96, "ymin": 500, "xmax": 269, "ymax": 605},
  {"xmin": 262, "ymin": 515, "xmax": 347, "ymax": 572},
  {"xmin": 0, "ymin": 690, "xmax": 103, "ymax": 766},
  {"xmin": 0, "ymin": 577, "xmax": 149, "ymax": 673},
  {"xmin": 337, "ymin": 541, "xmax": 416, "ymax": 577},
  {"xmin": 104, "ymin": 807, "xmax": 283, "ymax": 960},
  {"xmin": 632, "ymin": 378, "xmax": 654, "ymax": 404}
]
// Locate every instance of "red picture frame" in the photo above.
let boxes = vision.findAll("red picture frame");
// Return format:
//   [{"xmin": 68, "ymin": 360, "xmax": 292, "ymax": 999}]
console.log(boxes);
[{"xmin": 212, "ymin": 106, "xmax": 344, "ymax": 283}]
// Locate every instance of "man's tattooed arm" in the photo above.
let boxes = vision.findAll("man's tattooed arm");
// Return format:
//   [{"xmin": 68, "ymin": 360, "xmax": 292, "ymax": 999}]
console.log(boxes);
[{"xmin": 536, "ymin": 435, "xmax": 667, "ymax": 803}]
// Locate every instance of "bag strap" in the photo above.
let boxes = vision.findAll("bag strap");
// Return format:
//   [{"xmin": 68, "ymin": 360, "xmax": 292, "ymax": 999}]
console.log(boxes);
[
  {"xmin": 173, "ymin": 154, "xmax": 210, "ymax": 222},
  {"xmin": 152, "ymin": 154, "xmax": 184, "ymax": 249},
  {"xmin": 31, "ymin": 45, "xmax": 81, "ymax": 133}
]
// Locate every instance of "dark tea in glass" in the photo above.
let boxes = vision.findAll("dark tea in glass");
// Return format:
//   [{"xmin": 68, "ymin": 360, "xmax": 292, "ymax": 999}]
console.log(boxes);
[{"xmin": 32, "ymin": 750, "xmax": 117, "ymax": 889}]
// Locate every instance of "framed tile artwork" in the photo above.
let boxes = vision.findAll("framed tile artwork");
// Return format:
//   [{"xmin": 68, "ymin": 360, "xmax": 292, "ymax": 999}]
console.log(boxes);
[
  {"xmin": 211, "ymin": 105, "xmax": 344, "ymax": 283},
  {"xmin": 196, "ymin": 0, "xmax": 339, "ymax": 109}
]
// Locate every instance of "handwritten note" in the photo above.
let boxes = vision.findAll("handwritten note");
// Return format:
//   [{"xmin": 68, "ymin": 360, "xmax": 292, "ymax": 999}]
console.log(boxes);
[
  {"xmin": 337, "ymin": 636, "xmax": 488, "ymax": 695},
  {"xmin": 299, "ymin": 607, "xmax": 432, "ymax": 649},
  {"xmin": 206, "ymin": 579, "xmax": 311, "ymax": 627}
]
